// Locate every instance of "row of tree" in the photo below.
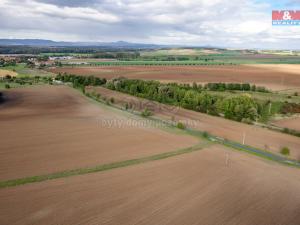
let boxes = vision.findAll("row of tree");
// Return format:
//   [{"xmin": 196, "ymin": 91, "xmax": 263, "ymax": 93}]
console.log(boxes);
[
  {"xmin": 106, "ymin": 78, "xmax": 260, "ymax": 122},
  {"xmin": 0, "ymin": 59, "xmax": 16, "ymax": 67},
  {"xmin": 55, "ymin": 73, "xmax": 107, "ymax": 89},
  {"xmin": 2, "ymin": 75, "xmax": 53, "ymax": 85},
  {"xmin": 93, "ymin": 52, "xmax": 140, "ymax": 60},
  {"xmin": 204, "ymin": 82, "xmax": 269, "ymax": 92}
]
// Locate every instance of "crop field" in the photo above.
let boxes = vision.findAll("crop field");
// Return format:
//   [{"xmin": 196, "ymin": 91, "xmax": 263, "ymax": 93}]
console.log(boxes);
[
  {"xmin": 140, "ymin": 48, "xmax": 221, "ymax": 56},
  {"xmin": 209, "ymin": 90, "xmax": 300, "ymax": 104},
  {"xmin": 10, "ymin": 64, "xmax": 55, "ymax": 77},
  {"xmin": 1, "ymin": 79, "xmax": 300, "ymax": 225},
  {"xmin": 1, "ymin": 145, "xmax": 300, "ymax": 225},
  {"xmin": 272, "ymin": 116, "xmax": 300, "ymax": 131},
  {"xmin": 2, "ymin": 53, "xmax": 300, "ymax": 225},
  {"xmin": 48, "ymin": 64, "xmax": 300, "ymax": 91},
  {"xmin": 0, "ymin": 69, "xmax": 17, "ymax": 77},
  {"xmin": 91, "ymin": 87, "xmax": 300, "ymax": 160},
  {"xmin": 0, "ymin": 85, "xmax": 198, "ymax": 180},
  {"xmin": 2, "ymin": 0, "xmax": 300, "ymax": 223}
]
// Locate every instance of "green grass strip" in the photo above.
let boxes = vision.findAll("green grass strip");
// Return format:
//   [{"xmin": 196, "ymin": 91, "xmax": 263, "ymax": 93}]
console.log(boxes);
[{"xmin": 0, "ymin": 142, "xmax": 210, "ymax": 189}]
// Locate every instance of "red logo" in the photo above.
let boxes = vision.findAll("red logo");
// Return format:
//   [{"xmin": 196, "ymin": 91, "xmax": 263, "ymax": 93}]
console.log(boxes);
[{"xmin": 272, "ymin": 10, "xmax": 300, "ymax": 20}]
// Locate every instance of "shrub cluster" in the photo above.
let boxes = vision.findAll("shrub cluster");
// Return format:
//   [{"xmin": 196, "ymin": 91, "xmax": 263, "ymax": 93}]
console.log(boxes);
[
  {"xmin": 281, "ymin": 102, "xmax": 300, "ymax": 114},
  {"xmin": 1, "ymin": 75, "xmax": 53, "ymax": 85},
  {"xmin": 141, "ymin": 108, "xmax": 153, "ymax": 117},
  {"xmin": 280, "ymin": 147, "xmax": 290, "ymax": 156},
  {"xmin": 176, "ymin": 122, "xmax": 186, "ymax": 130}
]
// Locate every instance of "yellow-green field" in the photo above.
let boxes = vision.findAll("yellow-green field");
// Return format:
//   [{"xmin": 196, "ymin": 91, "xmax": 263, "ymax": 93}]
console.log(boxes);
[{"xmin": 0, "ymin": 69, "xmax": 18, "ymax": 77}]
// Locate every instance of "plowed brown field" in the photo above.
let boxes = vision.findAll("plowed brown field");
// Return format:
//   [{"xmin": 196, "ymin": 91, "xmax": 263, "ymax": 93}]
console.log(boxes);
[
  {"xmin": 48, "ymin": 64, "xmax": 300, "ymax": 91},
  {"xmin": 273, "ymin": 116, "xmax": 300, "ymax": 131},
  {"xmin": 1, "ymin": 145, "xmax": 299, "ymax": 225},
  {"xmin": 92, "ymin": 87, "xmax": 300, "ymax": 160},
  {"xmin": 0, "ymin": 86, "xmax": 197, "ymax": 180}
]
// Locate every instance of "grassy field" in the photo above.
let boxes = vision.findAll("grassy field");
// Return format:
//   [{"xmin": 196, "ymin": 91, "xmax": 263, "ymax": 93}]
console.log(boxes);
[
  {"xmin": 137, "ymin": 49, "xmax": 300, "ymax": 64},
  {"xmin": 209, "ymin": 90, "xmax": 300, "ymax": 104},
  {"xmin": 59, "ymin": 58, "xmax": 300, "ymax": 66},
  {"xmin": 61, "ymin": 60, "xmax": 235, "ymax": 66},
  {"xmin": 0, "ymin": 82, "xmax": 24, "ymax": 90},
  {"xmin": 3, "ymin": 64, "xmax": 55, "ymax": 77},
  {"xmin": 39, "ymin": 53, "xmax": 93, "ymax": 57}
]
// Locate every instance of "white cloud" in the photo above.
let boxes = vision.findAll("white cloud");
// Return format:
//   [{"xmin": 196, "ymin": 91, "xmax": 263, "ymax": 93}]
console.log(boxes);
[
  {"xmin": 0, "ymin": 0, "xmax": 299, "ymax": 49},
  {"xmin": 0, "ymin": 0, "xmax": 120, "ymax": 23}
]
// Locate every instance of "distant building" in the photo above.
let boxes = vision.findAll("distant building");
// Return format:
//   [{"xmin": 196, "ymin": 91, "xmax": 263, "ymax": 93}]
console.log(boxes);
[{"xmin": 49, "ymin": 56, "xmax": 74, "ymax": 60}]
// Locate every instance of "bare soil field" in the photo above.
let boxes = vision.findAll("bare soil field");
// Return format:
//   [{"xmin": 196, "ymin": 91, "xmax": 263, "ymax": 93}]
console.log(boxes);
[
  {"xmin": 1, "ymin": 145, "xmax": 299, "ymax": 225},
  {"xmin": 92, "ymin": 87, "xmax": 300, "ymax": 159},
  {"xmin": 0, "ymin": 85, "xmax": 197, "ymax": 180},
  {"xmin": 272, "ymin": 116, "xmax": 300, "ymax": 131},
  {"xmin": 247, "ymin": 64, "xmax": 300, "ymax": 75},
  {"xmin": 48, "ymin": 64, "xmax": 300, "ymax": 91}
]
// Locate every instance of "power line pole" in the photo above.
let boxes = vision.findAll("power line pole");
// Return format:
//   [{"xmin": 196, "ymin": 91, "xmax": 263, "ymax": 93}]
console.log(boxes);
[{"xmin": 225, "ymin": 152, "xmax": 230, "ymax": 167}]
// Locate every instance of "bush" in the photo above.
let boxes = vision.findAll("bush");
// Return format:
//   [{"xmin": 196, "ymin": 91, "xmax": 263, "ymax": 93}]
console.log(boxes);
[
  {"xmin": 280, "ymin": 147, "xmax": 290, "ymax": 156},
  {"xmin": 5, "ymin": 84, "xmax": 10, "ymax": 89},
  {"xmin": 176, "ymin": 122, "xmax": 185, "ymax": 130},
  {"xmin": 125, "ymin": 102, "xmax": 129, "ymax": 110},
  {"xmin": 110, "ymin": 97, "xmax": 115, "ymax": 103},
  {"xmin": 202, "ymin": 131, "xmax": 209, "ymax": 138},
  {"xmin": 96, "ymin": 93, "xmax": 101, "ymax": 100},
  {"xmin": 141, "ymin": 108, "xmax": 153, "ymax": 117}
]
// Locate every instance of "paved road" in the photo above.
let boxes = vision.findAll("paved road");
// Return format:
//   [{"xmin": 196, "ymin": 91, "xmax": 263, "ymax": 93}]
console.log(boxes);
[
  {"xmin": 96, "ymin": 97, "xmax": 300, "ymax": 168},
  {"xmin": 207, "ymin": 133, "xmax": 300, "ymax": 167}
]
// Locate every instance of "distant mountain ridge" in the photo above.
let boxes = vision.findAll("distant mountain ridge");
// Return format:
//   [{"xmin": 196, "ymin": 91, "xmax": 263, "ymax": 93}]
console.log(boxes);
[{"xmin": 0, "ymin": 39, "xmax": 165, "ymax": 48}]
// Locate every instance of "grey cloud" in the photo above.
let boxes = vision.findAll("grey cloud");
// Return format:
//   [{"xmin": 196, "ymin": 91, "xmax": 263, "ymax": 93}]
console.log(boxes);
[{"xmin": 35, "ymin": 0, "xmax": 99, "ymax": 7}]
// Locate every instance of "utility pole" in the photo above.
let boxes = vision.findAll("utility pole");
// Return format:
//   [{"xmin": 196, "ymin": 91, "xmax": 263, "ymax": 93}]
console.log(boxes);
[
  {"xmin": 225, "ymin": 152, "xmax": 230, "ymax": 167},
  {"xmin": 242, "ymin": 132, "xmax": 246, "ymax": 145}
]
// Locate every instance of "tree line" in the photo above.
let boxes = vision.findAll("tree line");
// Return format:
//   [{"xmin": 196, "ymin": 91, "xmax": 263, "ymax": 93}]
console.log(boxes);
[
  {"xmin": 1, "ymin": 75, "xmax": 53, "ymax": 86},
  {"xmin": 205, "ymin": 82, "xmax": 269, "ymax": 92},
  {"xmin": 54, "ymin": 74, "xmax": 298, "ymax": 123},
  {"xmin": 106, "ymin": 78, "xmax": 260, "ymax": 122},
  {"xmin": 0, "ymin": 58, "xmax": 16, "ymax": 67},
  {"xmin": 55, "ymin": 73, "xmax": 107, "ymax": 91}
]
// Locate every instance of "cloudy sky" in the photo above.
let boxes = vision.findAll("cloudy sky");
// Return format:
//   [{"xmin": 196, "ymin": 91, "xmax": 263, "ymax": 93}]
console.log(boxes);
[{"xmin": 0, "ymin": 0, "xmax": 299, "ymax": 49}]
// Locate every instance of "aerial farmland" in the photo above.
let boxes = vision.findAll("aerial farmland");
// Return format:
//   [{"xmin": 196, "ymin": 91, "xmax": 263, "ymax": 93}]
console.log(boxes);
[{"xmin": 1, "ymin": 1, "xmax": 300, "ymax": 224}]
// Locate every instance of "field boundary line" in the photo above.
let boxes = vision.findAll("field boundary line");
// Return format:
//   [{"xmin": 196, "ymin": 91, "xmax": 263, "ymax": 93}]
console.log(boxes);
[{"xmin": 0, "ymin": 142, "xmax": 211, "ymax": 189}]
